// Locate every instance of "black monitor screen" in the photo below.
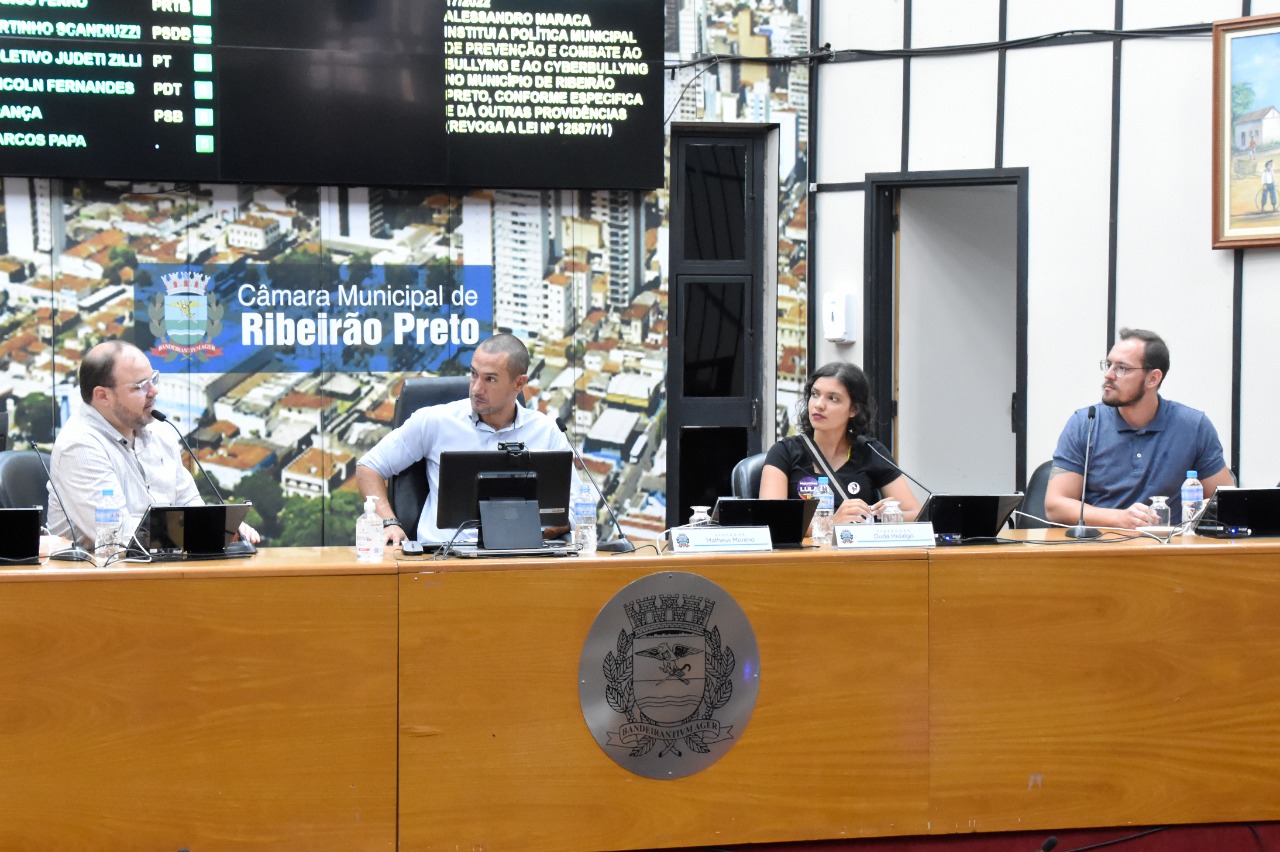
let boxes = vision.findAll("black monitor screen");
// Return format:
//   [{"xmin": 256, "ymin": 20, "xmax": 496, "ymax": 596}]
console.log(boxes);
[
  {"xmin": 918, "ymin": 494, "xmax": 1023, "ymax": 541},
  {"xmin": 0, "ymin": 0, "xmax": 664, "ymax": 188},
  {"xmin": 436, "ymin": 449, "xmax": 572, "ymax": 530}
]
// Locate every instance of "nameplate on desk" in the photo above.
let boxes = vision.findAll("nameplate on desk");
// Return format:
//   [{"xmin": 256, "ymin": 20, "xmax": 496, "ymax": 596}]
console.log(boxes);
[
  {"xmin": 668, "ymin": 525, "xmax": 773, "ymax": 554},
  {"xmin": 835, "ymin": 522, "xmax": 935, "ymax": 549}
]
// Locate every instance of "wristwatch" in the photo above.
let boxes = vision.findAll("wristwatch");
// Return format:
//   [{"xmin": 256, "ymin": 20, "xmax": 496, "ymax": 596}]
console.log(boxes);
[{"xmin": 382, "ymin": 518, "xmax": 402, "ymax": 529}]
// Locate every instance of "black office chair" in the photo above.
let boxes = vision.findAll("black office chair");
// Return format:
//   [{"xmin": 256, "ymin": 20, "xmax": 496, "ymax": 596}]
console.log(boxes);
[
  {"xmin": 0, "ymin": 449, "xmax": 51, "ymax": 511},
  {"xmin": 387, "ymin": 376, "xmax": 472, "ymax": 531},
  {"xmin": 731, "ymin": 452, "xmax": 768, "ymax": 499},
  {"xmin": 1016, "ymin": 459, "xmax": 1054, "ymax": 529}
]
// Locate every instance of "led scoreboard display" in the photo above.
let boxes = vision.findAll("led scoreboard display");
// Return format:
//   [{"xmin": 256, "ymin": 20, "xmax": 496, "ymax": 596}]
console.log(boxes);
[{"xmin": 0, "ymin": 0, "xmax": 663, "ymax": 189}]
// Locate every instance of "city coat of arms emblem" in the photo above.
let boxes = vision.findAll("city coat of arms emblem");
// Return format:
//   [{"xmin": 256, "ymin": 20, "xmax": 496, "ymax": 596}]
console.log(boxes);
[
  {"xmin": 148, "ymin": 270, "xmax": 225, "ymax": 361},
  {"xmin": 579, "ymin": 572, "xmax": 760, "ymax": 779}
]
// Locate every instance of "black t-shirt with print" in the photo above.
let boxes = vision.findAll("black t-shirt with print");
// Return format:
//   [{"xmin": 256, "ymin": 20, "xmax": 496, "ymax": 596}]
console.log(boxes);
[{"xmin": 763, "ymin": 434, "xmax": 901, "ymax": 504}]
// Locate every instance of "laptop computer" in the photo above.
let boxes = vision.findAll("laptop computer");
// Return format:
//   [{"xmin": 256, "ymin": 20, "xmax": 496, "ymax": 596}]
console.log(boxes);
[
  {"xmin": 1196, "ymin": 488, "xmax": 1280, "ymax": 538},
  {"xmin": 131, "ymin": 503, "xmax": 257, "ymax": 561},
  {"xmin": 0, "ymin": 507, "xmax": 41, "ymax": 566},
  {"xmin": 447, "ymin": 541, "xmax": 578, "ymax": 558},
  {"xmin": 711, "ymin": 498, "xmax": 820, "ymax": 548},
  {"xmin": 917, "ymin": 493, "xmax": 1023, "ymax": 544}
]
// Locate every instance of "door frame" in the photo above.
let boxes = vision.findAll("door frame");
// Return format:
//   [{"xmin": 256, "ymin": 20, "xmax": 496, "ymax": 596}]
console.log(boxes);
[
  {"xmin": 864, "ymin": 168, "xmax": 1030, "ymax": 489},
  {"xmin": 667, "ymin": 124, "xmax": 776, "ymax": 526}
]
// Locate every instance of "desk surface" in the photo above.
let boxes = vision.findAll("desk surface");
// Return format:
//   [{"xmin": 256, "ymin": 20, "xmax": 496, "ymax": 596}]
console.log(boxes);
[
  {"xmin": 5, "ymin": 535, "xmax": 1280, "ymax": 850},
  {"xmin": 12, "ymin": 527, "xmax": 1270, "ymax": 581}
]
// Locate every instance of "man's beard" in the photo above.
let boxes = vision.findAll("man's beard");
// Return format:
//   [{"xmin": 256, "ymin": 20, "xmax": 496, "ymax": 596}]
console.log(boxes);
[{"xmin": 1102, "ymin": 383, "xmax": 1145, "ymax": 408}]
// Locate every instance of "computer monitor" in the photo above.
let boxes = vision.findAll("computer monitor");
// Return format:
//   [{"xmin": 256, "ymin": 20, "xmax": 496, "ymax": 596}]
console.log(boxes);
[
  {"xmin": 132, "ymin": 503, "xmax": 256, "ymax": 561},
  {"xmin": 0, "ymin": 507, "xmax": 41, "ymax": 566},
  {"xmin": 1198, "ymin": 488, "xmax": 1280, "ymax": 537},
  {"xmin": 711, "ymin": 498, "xmax": 819, "ymax": 548},
  {"xmin": 436, "ymin": 449, "xmax": 573, "ymax": 546},
  {"xmin": 917, "ymin": 494, "xmax": 1023, "ymax": 544}
]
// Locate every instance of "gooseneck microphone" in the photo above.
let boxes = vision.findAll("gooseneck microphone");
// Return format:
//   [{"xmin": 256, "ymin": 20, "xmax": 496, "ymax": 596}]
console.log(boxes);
[
  {"xmin": 555, "ymin": 416, "xmax": 636, "ymax": 554},
  {"xmin": 28, "ymin": 440, "xmax": 95, "ymax": 563},
  {"xmin": 1066, "ymin": 406, "xmax": 1102, "ymax": 540},
  {"xmin": 151, "ymin": 409, "xmax": 225, "ymax": 503},
  {"xmin": 855, "ymin": 435, "xmax": 933, "ymax": 497},
  {"xmin": 1038, "ymin": 837, "xmax": 1058, "ymax": 852}
]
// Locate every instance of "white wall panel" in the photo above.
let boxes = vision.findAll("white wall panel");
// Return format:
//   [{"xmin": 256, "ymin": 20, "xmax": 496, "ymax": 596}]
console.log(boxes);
[
  {"xmin": 819, "ymin": 1, "xmax": 905, "ymax": 52},
  {"xmin": 1006, "ymin": 0, "xmax": 1115, "ymax": 39},
  {"xmin": 814, "ymin": 0, "xmax": 1272, "ymax": 483},
  {"xmin": 813, "ymin": 189, "xmax": 865, "ymax": 368},
  {"xmin": 1002, "ymin": 42, "xmax": 1115, "ymax": 464},
  {"xmin": 1114, "ymin": 38, "xmax": 1236, "ymax": 461},
  {"xmin": 814, "ymin": 60, "xmax": 904, "ymax": 182},
  {"xmin": 907, "ymin": 54, "xmax": 999, "ymax": 172},
  {"xmin": 1239, "ymin": 250, "xmax": 1280, "ymax": 486},
  {"xmin": 911, "ymin": 0, "xmax": 999, "ymax": 48},
  {"xmin": 1124, "ymin": 0, "xmax": 1241, "ymax": 28}
]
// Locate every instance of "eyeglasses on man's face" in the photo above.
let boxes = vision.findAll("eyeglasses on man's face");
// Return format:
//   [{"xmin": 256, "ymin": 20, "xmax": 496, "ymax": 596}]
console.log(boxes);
[
  {"xmin": 1099, "ymin": 360, "xmax": 1151, "ymax": 378},
  {"xmin": 118, "ymin": 370, "xmax": 161, "ymax": 393}
]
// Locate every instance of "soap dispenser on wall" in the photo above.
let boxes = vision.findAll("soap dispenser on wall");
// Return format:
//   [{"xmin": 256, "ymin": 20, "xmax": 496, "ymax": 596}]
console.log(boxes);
[{"xmin": 821, "ymin": 292, "xmax": 857, "ymax": 343}]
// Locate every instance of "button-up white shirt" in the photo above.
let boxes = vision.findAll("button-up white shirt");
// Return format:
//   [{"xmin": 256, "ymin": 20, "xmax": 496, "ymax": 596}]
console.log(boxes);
[
  {"xmin": 358, "ymin": 397, "xmax": 570, "ymax": 542},
  {"xmin": 47, "ymin": 403, "xmax": 201, "ymax": 547}
]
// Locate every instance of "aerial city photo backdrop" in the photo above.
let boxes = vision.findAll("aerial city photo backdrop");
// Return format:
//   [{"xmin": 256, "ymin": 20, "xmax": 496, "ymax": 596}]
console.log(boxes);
[{"xmin": 0, "ymin": 0, "xmax": 812, "ymax": 545}]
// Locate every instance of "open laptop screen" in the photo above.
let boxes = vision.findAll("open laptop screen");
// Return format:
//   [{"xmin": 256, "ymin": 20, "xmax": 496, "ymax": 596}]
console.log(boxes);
[
  {"xmin": 1200, "ymin": 488, "xmax": 1280, "ymax": 537},
  {"xmin": 0, "ymin": 507, "xmax": 41, "ymax": 565},
  {"xmin": 135, "ymin": 503, "xmax": 254, "ymax": 560},
  {"xmin": 917, "ymin": 494, "xmax": 1023, "ymax": 543},
  {"xmin": 711, "ymin": 498, "xmax": 819, "ymax": 548}
]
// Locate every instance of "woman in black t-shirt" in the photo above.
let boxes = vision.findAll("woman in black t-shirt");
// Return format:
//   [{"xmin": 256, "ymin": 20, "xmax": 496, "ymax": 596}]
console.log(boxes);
[{"xmin": 760, "ymin": 362, "xmax": 921, "ymax": 523}]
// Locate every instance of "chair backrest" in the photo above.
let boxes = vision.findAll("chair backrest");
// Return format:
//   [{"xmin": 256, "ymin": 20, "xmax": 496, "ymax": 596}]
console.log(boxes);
[
  {"xmin": 1016, "ymin": 459, "xmax": 1055, "ymax": 529},
  {"xmin": 0, "ymin": 449, "xmax": 51, "ymax": 512},
  {"xmin": 388, "ymin": 376, "xmax": 472, "ymax": 531},
  {"xmin": 731, "ymin": 452, "xmax": 768, "ymax": 499}
]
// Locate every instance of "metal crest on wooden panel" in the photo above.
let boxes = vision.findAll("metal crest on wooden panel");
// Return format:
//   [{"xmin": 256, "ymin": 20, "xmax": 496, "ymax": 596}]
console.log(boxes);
[{"xmin": 579, "ymin": 572, "xmax": 760, "ymax": 779}]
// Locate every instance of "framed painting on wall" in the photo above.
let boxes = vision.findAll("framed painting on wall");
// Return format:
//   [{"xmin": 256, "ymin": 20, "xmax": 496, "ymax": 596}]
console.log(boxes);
[{"xmin": 1214, "ymin": 13, "xmax": 1280, "ymax": 248}]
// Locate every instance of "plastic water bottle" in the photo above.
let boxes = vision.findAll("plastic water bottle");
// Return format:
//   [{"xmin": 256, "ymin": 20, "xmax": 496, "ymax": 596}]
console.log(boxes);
[
  {"xmin": 1180, "ymin": 470, "xmax": 1203, "ymax": 535},
  {"xmin": 355, "ymin": 495, "xmax": 384, "ymax": 562},
  {"xmin": 572, "ymin": 480, "xmax": 598, "ymax": 555},
  {"xmin": 94, "ymin": 487, "xmax": 121, "ymax": 557},
  {"xmin": 812, "ymin": 476, "xmax": 834, "ymax": 546}
]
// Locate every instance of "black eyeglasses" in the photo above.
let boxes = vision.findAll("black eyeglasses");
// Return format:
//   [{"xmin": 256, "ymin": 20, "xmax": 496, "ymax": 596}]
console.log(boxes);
[{"xmin": 1099, "ymin": 360, "xmax": 1151, "ymax": 378}]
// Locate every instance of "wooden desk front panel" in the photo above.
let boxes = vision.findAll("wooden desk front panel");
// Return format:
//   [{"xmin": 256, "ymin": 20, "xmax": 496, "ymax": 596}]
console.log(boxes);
[
  {"xmin": 398, "ymin": 552, "xmax": 931, "ymax": 851},
  {"xmin": 0, "ymin": 570, "xmax": 398, "ymax": 851},
  {"xmin": 929, "ymin": 541, "xmax": 1280, "ymax": 833}
]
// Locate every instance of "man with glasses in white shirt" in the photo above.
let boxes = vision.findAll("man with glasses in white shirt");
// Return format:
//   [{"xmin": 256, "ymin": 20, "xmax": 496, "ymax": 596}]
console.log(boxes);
[
  {"xmin": 1045, "ymin": 328, "xmax": 1234, "ymax": 529},
  {"xmin": 47, "ymin": 339, "xmax": 259, "ymax": 549}
]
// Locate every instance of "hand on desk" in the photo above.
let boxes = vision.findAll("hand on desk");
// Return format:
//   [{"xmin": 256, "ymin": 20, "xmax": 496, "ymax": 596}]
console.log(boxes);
[
  {"xmin": 39, "ymin": 534, "xmax": 72, "ymax": 558},
  {"xmin": 834, "ymin": 498, "xmax": 880, "ymax": 524},
  {"xmin": 1117, "ymin": 502, "xmax": 1160, "ymax": 529},
  {"xmin": 237, "ymin": 522, "xmax": 261, "ymax": 544}
]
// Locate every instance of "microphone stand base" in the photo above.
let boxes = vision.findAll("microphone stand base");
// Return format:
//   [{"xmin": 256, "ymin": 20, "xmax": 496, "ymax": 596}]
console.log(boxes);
[
  {"xmin": 595, "ymin": 538, "xmax": 636, "ymax": 554},
  {"xmin": 1065, "ymin": 525, "xmax": 1102, "ymax": 539},
  {"xmin": 49, "ymin": 547, "xmax": 96, "ymax": 563}
]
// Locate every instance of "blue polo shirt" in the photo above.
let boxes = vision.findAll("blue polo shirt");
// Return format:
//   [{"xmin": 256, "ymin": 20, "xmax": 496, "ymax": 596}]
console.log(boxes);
[{"xmin": 1052, "ymin": 397, "xmax": 1226, "ymax": 516}]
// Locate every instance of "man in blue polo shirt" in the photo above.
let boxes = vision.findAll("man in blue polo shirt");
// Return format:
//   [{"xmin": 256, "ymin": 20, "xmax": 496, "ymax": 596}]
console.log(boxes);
[
  {"xmin": 1045, "ymin": 328, "xmax": 1234, "ymax": 529},
  {"xmin": 356, "ymin": 334, "xmax": 570, "ymax": 544}
]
